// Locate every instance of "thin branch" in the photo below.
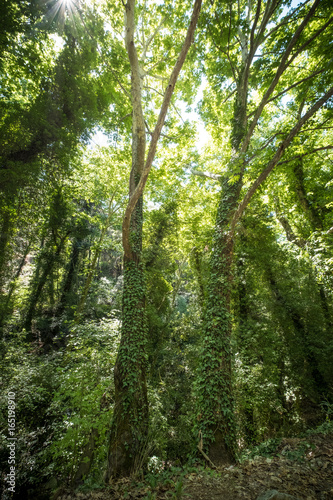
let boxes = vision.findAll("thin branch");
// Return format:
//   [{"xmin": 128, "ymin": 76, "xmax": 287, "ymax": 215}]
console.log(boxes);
[
  {"xmin": 105, "ymin": 62, "xmax": 131, "ymax": 98},
  {"xmin": 249, "ymin": 0, "xmax": 261, "ymax": 55},
  {"xmin": 277, "ymin": 145, "xmax": 333, "ymax": 166},
  {"xmin": 247, "ymin": 64, "xmax": 329, "ymax": 119},
  {"xmin": 244, "ymin": 132, "xmax": 282, "ymax": 164},
  {"xmin": 241, "ymin": 0, "xmax": 321, "ymax": 155},
  {"xmin": 119, "ymin": 112, "xmax": 132, "ymax": 122},
  {"xmin": 141, "ymin": 16, "xmax": 166, "ymax": 61},
  {"xmin": 275, "ymin": 196, "xmax": 306, "ymax": 248},
  {"xmin": 230, "ymin": 86, "xmax": 333, "ymax": 236},
  {"xmin": 144, "ymin": 120, "xmax": 178, "ymax": 140},
  {"xmin": 263, "ymin": 0, "xmax": 309, "ymax": 41},
  {"xmin": 143, "ymin": 55, "xmax": 172, "ymax": 76},
  {"xmin": 277, "ymin": 215, "xmax": 306, "ymax": 248},
  {"xmin": 148, "ymin": 73, "xmax": 168, "ymax": 81},
  {"xmin": 122, "ymin": 0, "xmax": 202, "ymax": 259},
  {"xmin": 302, "ymin": 126, "xmax": 333, "ymax": 132},
  {"xmin": 287, "ymin": 16, "xmax": 333, "ymax": 69},
  {"xmin": 220, "ymin": 88, "xmax": 237, "ymax": 105},
  {"xmin": 192, "ymin": 170, "xmax": 222, "ymax": 180},
  {"xmin": 144, "ymin": 85, "xmax": 185, "ymax": 123},
  {"xmin": 206, "ymin": 26, "xmax": 238, "ymax": 82}
]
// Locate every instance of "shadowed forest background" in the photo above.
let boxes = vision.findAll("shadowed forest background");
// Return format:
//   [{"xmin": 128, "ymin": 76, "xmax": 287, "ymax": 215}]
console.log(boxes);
[{"xmin": 0, "ymin": 0, "xmax": 333, "ymax": 498}]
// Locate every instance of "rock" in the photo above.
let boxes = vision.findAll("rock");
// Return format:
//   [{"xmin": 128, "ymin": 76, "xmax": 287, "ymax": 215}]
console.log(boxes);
[{"xmin": 256, "ymin": 490, "xmax": 300, "ymax": 500}]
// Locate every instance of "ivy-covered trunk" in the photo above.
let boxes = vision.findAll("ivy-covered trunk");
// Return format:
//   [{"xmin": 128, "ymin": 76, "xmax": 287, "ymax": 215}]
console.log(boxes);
[
  {"xmin": 106, "ymin": 0, "xmax": 201, "ymax": 478},
  {"xmin": 196, "ymin": 60, "xmax": 248, "ymax": 464},
  {"xmin": 196, "ymin": 178, "xmax": 242, "ymax": 465},
  {"xmin": 196, "ymin": 0, "xmax": 332, "ymax": 465},
  {"xmin": 107, "ymin": 0, "xmax": 148, "ymax": 477},
  {"xmin": 24, "ymin": 239, "xmax": 67, "ymax": 339},
  {"xmin": 0, "ymin": 204, "xmax": 14, "ymax": 298},
  {"xmin": 107, "ymin": 197, "xmax": 149, "ymax": 477}
]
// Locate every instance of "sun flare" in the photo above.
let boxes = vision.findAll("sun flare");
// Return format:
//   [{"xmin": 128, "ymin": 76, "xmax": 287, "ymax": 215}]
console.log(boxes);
[{"xmin": 46, "ymin": 0, "xmax": 81, "ymax": 28}]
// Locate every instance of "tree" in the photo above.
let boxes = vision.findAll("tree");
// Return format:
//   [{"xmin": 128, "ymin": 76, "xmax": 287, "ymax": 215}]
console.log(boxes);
[
  {"xmin": 0, "ymin": 1, "xmax": 118, "ymax": 319},
  {"xmin": 196, "ymin": 0, "xmax": 333, "ymax": 465},
  {"xmin": 106, "ymin": 0, "xmax": 202, "ymax": 478}
]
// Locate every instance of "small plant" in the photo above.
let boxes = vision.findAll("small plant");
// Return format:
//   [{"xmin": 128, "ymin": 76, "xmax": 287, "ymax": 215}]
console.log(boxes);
[
  {"xmin": 146, "ymin": 472, "xmax": 158, "ymax": 489},
  {"xmin": 172, "ymin": 478, "xmax": 184, "ymax": 499},
  {"xmin": 148, "ymin": 455, "xmax": 165, "ymax": 473},
  {"xmin": 283, "ymin": 441, "xmax": 315, "ymax": 462},
  {"xmin": 320, "ymin": 400, "xmax": 333, "ymax": 421},
  {"xmin": 169, "ymin": 475, "xmax": 191, "ymax": 499},
  {"xmin": 143, "ymin": 492, "xmax": 157, "ymax": 500},
  {"xmin": 240, "ymin": 437, "xmax": 282, "ymax": 461}
]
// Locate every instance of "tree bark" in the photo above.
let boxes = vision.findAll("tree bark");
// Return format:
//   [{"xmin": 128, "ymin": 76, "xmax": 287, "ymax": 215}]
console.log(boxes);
[
  {"xmin": 197, "ymin": 0, "xmax": 331, "ymax": 465},
  {"xmin": 107, "ymin": 0, "xmax": 202, "ymax": 479},
  {"xmin": 24, "ymin": 236, "xmax": 68, "ymax": 340}
]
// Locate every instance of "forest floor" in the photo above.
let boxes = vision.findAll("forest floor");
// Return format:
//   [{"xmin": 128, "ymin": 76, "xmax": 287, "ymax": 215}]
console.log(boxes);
[{"xmin": 55, "ymin": 430, "xmax": 333, "ymax": 500}]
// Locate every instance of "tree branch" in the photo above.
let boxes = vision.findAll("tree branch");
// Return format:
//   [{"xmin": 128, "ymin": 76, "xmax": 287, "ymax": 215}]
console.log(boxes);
[
  {"xmin": 240, "ymin": 0, "xmax": 321, "ymax": 155},
  {"xmin": 122, "ymin": 0, "xmax": 202, "ymax": 260},
  {"xmin": 192, "ymin": 170, "xmax": 222, "ymax": 180},
  {"xmin": 277, "ymin": 145, "xmax": 333, "ymax": 166},
  {"xmin": 141, "ymin": 17, "xmax": 167, "ymax": 62},
  {"xmin": 274, "ymin": 196, "xmax": 306, "ymax": 248},
  {"xmin": 229, "ymin": 86, "xmax": 333, "ymax": 236},
  {"xmin": 247, "ymin": 64, "xmax": 329, "ymax": 119},
  {"xmin": 125, "ymin": 0, "xmax": 146, "ymax": 201}
]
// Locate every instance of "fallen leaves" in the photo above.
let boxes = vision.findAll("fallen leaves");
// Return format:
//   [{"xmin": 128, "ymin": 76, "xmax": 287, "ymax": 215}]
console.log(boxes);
[{"xmin": 56, "ymin": 431, "xmax": 333, "ymax": 500}]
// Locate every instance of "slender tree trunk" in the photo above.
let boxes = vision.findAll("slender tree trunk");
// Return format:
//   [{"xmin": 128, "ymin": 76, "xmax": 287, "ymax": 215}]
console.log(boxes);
[
  {"xmin": 76, "ymin": 197, "xmax": 115, "ymax": 320},
  {"xmin": 196, "ymin": 53, "xmax": 249, "ymax": 463},
  {"xmin": 0, "ymin": 241, "xmax": 31, "ymax": 334},
  {"xmin": 58, "ymin": 239, "xmax": 81, "ymax": 317},
  {"xmin": 107, "ymin": 0, "xmax": 201, "ymax": 478},
  {"xmin": 293, "ymin": 160, "xmax": 323, "ymax": 230},
  {"xmin": 24, "ymin": 238, "xmax": 67, "ymax": 339},
  {"xmin": 192, "ymin": 247, "xmax": 205, "ymax": 308},
  {"xmin": 236, "ymin": 255, "xmax": 258, "ymax": 445},
  {"xmin": 267, "ymin": 271, "xmax": 328, "ymax": 424},
  {"xmin": 0, "ymin": 207, "xmax": 14, "ymax": 293}
]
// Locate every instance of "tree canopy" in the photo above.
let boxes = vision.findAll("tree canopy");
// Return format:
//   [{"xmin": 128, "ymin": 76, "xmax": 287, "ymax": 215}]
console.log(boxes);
[{"xmin": 0, "ymin": 0, "xmax": 332, "ymax": 498}]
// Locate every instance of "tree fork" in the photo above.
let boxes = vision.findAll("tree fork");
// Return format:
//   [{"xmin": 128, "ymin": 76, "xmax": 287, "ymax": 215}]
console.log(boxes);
[{"xmin": 107, "ymin": 0, "xmax": 202, "ymax": 479}]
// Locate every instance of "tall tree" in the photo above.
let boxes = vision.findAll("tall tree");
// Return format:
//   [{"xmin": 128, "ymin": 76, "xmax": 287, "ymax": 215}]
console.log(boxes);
[
  {"xmin": 106, "ymin": 0, "xmax": 202, "ymax": 478},
  {"xmin": 196, "ymin": 0, "xmax": 333, "ymax": 465}
]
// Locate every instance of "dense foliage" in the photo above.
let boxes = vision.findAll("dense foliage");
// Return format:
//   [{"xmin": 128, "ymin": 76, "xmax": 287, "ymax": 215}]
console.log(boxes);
[{"xmin": 0, "ymin": 0, "xmax": 332, "ymax": 498}]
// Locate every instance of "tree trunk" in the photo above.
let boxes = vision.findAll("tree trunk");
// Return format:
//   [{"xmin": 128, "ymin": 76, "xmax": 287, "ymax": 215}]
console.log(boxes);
[
  {"xmin": 106, "ymin": 0, "xmax": 201, "ymax": 478},
  {"xmin": 24, "ymin": 239, "xmax": 67, "ymax": 339},
  {"xmin": 196, "ymin": 0, "xmax": 331, "ymax": 464},
  {"xmin": 267, "ymin": 271, "xmax": 328, "ymax": 425},
  {"xmin": 107, "ymin": 194, "xmax": 149, "ymax": 477},
  {"xmin": 196, "ymin": 56, "xmax": 249, "ymax": 465},
  {"xmin": 107, "ymin": 0, "xmax": 147, "ymax": 476},
  {"xmin": 107, "ymin": 256, "xmax": 148, "ymax": 477},
  {"xmin": 0, "ymin": 241, "xmax": 31, "ymax": 332},
  {"xmin": 196, "ymin": 178, "xmax": 243, "ymax": 465},
  {"xmin": 0, "ymin": 206, "xmax": 14, "ymax": 293},
  {"xmin": 58, "ymin": 239, "xmax": 81, "ymax": 316}
]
